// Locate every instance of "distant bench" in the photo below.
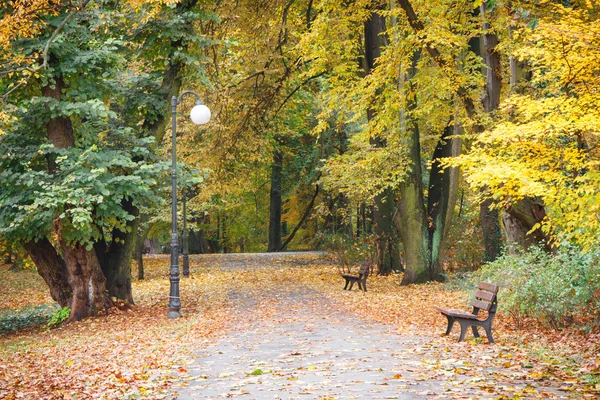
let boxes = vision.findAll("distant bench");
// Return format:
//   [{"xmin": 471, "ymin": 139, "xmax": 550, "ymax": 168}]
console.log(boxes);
[
  {"xmin": 341, "ymin": 264, "xmax": 369, "ymax": 292},
  {"xmin": 435, "ymin": 282, "xmax": 499, "ymax": 343}
]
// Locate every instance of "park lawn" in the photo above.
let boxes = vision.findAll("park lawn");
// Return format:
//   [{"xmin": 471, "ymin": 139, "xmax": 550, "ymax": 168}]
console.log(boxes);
[{"xmin": 0, "ymin": 254, "xmax": 598, "ymax": 398}]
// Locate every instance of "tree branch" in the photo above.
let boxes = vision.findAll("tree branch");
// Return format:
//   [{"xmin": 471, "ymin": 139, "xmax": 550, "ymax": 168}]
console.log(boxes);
[
  {"xmin": 42, "ymin": 0, "xmax": 92, "ymax": 69},
  {"xmin": 279, "ymin": 183, "xmax": 320, "ymax": 251},
  {"xmin": 1, "ymin": 0, "xmax": 92, "ymax": 101},
  {"xmin": 396, "ymin": 0, "xmax": 477, "ymax": 119}
]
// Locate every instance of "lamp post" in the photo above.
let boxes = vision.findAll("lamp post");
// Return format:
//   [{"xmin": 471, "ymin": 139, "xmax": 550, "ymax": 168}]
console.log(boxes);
[
  {"xmin": 182, "ymin": 188, "xmax": 189, "ymax": 278},
  {"xmin": 168, "ymin": 90, "xmax": 211, "ymax": 319}
]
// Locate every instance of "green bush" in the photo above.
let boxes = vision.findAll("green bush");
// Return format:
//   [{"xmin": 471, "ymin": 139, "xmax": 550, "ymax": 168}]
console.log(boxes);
[
  {"xmin": 0, "ymin": 304, "xmax": 60, "ymax": 332},
  {"xmin": 47, "ymin": 307, "xmax": 71, "ymax": 328},
  {"xmin": 476, "ymin": 244, "xmax": 600, "ymax": 329},
  {"xmin": 317, "ymin": 233, "xmax": 374, "ymax": 273}
]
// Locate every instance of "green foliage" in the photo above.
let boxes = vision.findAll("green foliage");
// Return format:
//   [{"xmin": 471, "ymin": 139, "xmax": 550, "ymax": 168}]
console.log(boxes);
[
  {"xmin": 318, "ymin": 233, "xmax": 373, "ymax": 273},
  {"xmin": 0, "ymin": 304, "xmax": 60, "ymax": 332},
  {"xmin": 0, "ymin": 125, "xmax": 168, "ymax": 246},
  {"xmin": 47, "ymin": 306, "xmax": 70, "ymax": 329},
  {"xmin": 476, "ymin": 244, "xmax": 600, "ymax": 329},
  {"xmin": 443, "ymin": 193, "xmax": 486, "ymax": 272}
]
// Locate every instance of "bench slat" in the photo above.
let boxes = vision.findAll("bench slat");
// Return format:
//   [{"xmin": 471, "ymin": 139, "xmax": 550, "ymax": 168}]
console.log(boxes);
[
  {"xmin": 435, "ymin": 307, "xmax": 479, "ymax": 320},
  {"xmin": 478, "ymin": 282, "xmax": 499, "ymax": 293},
  {"xmin": 471, "ymin": 298, "xmax": 492, "ymax": 311},
  {"xmin": 474, "ymin": 290, "xmax": 495, "ymax": 302}
]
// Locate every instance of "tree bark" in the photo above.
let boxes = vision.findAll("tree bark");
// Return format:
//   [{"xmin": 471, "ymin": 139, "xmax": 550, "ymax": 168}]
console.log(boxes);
[
  {"xmin": 390, "ymin": 49, "xmax": 457, "ymax": 284},
  {"xmin": 427, "ymin": 125, "xmax": 458, "ymax": 275},
  {"xmin": 134, "ymin": 214, "xmax": 151, "ymax": 280},
  {"xmin": 41, "ymin": 69, "xmax": 112, "ymax": 321},
  {"xmin": 504, "ymin": 197, "xmax": 551, "ymax": 252},
  {"xmin": 23, "ymin": 238, "xmax": 72, "ymax": 307},
  {"xmin": 61, "ymin": 239, "xmax": 111, "ymax": 322},
  {"xmin": 95, "ymin": 198, "xmax": 137, "ymax": 304},
  {"xmin": 502, "ymin": 31, "xmax": 549, "ymax": 253},
  {"xmin": 373, "ymin": 190, "xmax": 401, "ymax": 275},
  {"xmin": 393, "ymin": 51, "xmax": 437, "ymax": 284},
  {"xmin": 363, "ymin": 6, "xmax": 401, "ymax": 275},
  {"xmin": 268, "ymin": 151, "xmax": 283, "ymax": 252},
  {"xmin": 478, "ymin": 3, "xmax": 504, "ymax": 261}
]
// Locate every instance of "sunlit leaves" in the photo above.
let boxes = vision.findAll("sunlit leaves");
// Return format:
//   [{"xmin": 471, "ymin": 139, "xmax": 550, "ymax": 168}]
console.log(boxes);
[{"xmin": 454, "ymin": 1, "xmax": 600, "ymax": 249}]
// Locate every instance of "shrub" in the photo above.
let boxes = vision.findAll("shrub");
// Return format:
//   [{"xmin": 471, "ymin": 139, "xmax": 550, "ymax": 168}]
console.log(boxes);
[
  {"xmin": 47, "ymin": 307, "xmax": 71, "ymax": 329},
  {"xmin": 317, "ymin": 233, "xmax": 374, "ymax": 274},
  {"xmin": 0, "ymin": 304, "xmax": 60, "ymax": 332},
  {"xmin": 476, "ymin": 244, "xmax": 600, "ymax": 329}
]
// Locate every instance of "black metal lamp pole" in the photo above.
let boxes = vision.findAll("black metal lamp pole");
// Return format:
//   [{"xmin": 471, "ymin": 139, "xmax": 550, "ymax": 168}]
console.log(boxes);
[
  {"xmin": 168, "ymin": 90, "xmax": 211, "ymax": 319},
  {"xmin": 182, "ymin": 188, "xmax": 190, "ymax": 278}
]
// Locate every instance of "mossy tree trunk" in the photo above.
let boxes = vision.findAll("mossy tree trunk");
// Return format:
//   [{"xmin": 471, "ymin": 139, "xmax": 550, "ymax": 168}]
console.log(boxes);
[
  {"xmin": 478, "ymin": 3, "xmax": 503, "ymax": 261},
  {"xmin": 268, "ymin": 150, "xmax": 283, "ymax": 252},
  {"xmin": 391, "ymin": 51, "xmax": 459, "ymax": 284},
  {"xmin": 364, "ymin": 6, "xmax": 402, "ymax": 275}
]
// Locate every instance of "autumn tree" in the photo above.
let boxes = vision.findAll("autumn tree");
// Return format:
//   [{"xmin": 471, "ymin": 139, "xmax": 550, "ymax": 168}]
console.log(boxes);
[
  {"xmin": 301, "ymin": 0, "xmax": 480, "ymax": 283},
  {"xmin": 455, "ymin": 0, "xmax": 600, "ymax": 250},
  {"xmin": 0, "ymin": 0, "xmax": 215, "ymax": 320},
  {"xmin": 179, "ymin": 0, "xmax": 325, "ymax": 253}
]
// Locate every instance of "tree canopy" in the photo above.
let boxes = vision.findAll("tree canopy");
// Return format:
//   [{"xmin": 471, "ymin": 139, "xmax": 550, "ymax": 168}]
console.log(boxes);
[{"xmin": 1, "ymin": 0, "xmax": 600, "ymax": 318}]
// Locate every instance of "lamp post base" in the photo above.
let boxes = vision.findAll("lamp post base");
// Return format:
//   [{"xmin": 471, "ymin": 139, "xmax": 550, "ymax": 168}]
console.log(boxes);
[{"xmin": 167, "ymin": 310, "xmax": 181, "ymax": 319}]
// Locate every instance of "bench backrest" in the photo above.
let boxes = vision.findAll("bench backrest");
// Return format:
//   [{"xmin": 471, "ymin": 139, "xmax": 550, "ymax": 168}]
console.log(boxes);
[
  {"xmin": 471, "ymin": 282, "xmax": 499, "ymax": 312},
  {"xmin": 357, "ymin": 264, "xmax": 370, "ymax": 278}
]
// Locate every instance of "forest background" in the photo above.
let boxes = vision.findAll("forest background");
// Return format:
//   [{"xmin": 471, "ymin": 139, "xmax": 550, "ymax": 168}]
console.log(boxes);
[{"xmin": 0, "ymin": 0, "xmax": 599, "ymax": 329}]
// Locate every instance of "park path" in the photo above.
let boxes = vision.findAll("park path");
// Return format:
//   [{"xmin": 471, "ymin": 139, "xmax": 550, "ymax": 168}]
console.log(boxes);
[{"xmin": 169, "ymin": 253, "xmax": 570, "ymax": 400}]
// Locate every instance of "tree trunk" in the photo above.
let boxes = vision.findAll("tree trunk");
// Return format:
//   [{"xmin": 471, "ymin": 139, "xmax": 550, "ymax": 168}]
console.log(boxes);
[
  {"xmin": 134, "ymin": 237, "xmax": 144, "ymax": 280},
  {"xmin": 336, "ymin": 194, "xmax": 354, "ymax": 238},
  {"xmin": 373, "ymin": 190, "xmax": 401, "ymax": 275},
  {"xmin": 478, "ymin": 3, "xmax": 503, "ymax": 262},
  {"xmin": 61, "ymin": 240, "xmax": 111, "ymax": 322},
  {"xmin": 95, "ymin": 198, "xmax": 137, "ymax": 304},
  {"xmin": 393, "ymin": 51, "xmax": 433, "ymax": 284},
  {"xmin": 427, "ymin": 125, "xmax": 459, "ymax": 276},
  {"xmin": 363, "ymin": 7, "xmax": 401, "ymax": 275},
  {"xmin": 391, "ymin": 50, "xmax": 456, "ymax": 284},
  {"xmin": 41, "ymin": 68, "xmax": 112, "ymax": 321},
  {"xmin": 23, "ymin": 238, "xmax": 72, "ymax": 307},
  {"xmin": 501, "ymin": 31, "xmax": 549, "ymax": 253},
  {"xmin": 134, "ymin": 214, "xmax": 150, "ymax": 280},
  {"xmin": 268, "ymin": 151, "xmax": 283, "ymax": 252},
  {"xmin": 504, "ymin": 197, "xmax": 551, "ymax": 252},
  {"xmin": 280, "ymin": 184, "xmax": 319, "ymax": 251},
  {"xmin": 5, "ymin": 241, "xmax": 12, "ymax": 264}
]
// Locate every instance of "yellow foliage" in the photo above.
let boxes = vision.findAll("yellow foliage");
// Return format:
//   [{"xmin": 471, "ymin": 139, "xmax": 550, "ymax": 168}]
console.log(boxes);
[{"xmin": 454, "ymin": 1, "xmax": 600, "ymax": 249}]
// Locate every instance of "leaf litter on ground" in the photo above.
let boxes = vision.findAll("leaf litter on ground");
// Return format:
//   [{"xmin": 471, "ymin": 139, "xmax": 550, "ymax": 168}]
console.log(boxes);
[{"xmin": 0, "ymin": 253, "xmax": 598, "ymax": 398}]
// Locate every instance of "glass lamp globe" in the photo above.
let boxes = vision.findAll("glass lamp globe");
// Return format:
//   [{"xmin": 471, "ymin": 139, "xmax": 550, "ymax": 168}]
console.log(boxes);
[{"xmin": 190, "ymin": 104, "xmax": 211, "ymax": 125}]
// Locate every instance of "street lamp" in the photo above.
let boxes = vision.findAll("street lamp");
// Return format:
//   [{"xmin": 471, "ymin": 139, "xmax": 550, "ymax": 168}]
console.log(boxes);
[
  {"xmin": 168, "ymin": 90, "xmax": 211, "ymax": 319},
  {"xmin": 182, "ymin": 188, "xmax": 189, "ymax": 278}
]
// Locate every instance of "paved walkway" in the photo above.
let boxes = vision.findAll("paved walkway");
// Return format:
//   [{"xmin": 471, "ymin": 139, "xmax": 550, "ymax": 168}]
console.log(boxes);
[{"xmin": 171, "ymin": 254, "xmax": 571, "ymax": 399}]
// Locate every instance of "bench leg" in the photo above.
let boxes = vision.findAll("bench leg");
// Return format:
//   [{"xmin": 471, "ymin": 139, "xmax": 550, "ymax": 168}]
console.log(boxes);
[
  {"xmin": 343, "ymin": 278, "xmax": 350, "ymax": 290},
  {"xmin": 348, "ymin": 281, "xmax": 355, "ymax": 290},
  {"xmin": 362, "ymin": 281, "xmax": 367, "ymax": 292},
  {"xmin": 484, "ymin": 326, "xmax": 494, "ymax": 344},
  {"xmin": 472, "ymin": 326, "xmax": 480, "ymax": 338},
  {"xmin": 458, "ymin": 321, "xmax": 470, "ymax": 342},
  {"xmin": 443, "ymin": 316, "xmax": 455, "ymax": 335}
]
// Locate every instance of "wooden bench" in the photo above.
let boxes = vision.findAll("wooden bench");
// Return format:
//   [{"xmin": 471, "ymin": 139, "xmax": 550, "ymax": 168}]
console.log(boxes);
[
  {"xmin": 341, "ymin": 264, "xmax": 369, "ymax": 292},
  {"xmin": 435, "ymin": 282, "xmax": 499, "ymax": 343}
]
